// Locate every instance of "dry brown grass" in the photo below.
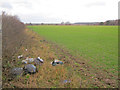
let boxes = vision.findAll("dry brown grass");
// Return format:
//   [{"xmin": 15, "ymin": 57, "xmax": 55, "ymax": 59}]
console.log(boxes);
[
  {"xmin": 3, "ymin": 28, "xmax": 118, "ymax": 88},
  {"xmin": 3, "ymin": 28, "xmax": 85, "ymax": 88}
]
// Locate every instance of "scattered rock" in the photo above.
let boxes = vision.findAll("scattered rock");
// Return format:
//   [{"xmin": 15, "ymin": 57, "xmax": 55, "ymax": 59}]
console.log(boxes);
[
  {"xmin": 37, "ymin": 57, "xmax": 43, "ymax": 63},
  {"xmin": 34, "ymin": 59, "xmax": 42, "ymax": 65},
  {"xmin": 59, "ymin": 61, "xmax": 63, "ymax": 64},
  {"xmin": 10, "ymin": 67, "xmax": 24, "ymax": 77},
  {"xmin": 34, "ymin": 57, "xmax": 44, "ymax": 65},
  {"xmin": 51, "ymin": 59, "xmax": 63, "ymax": 66},
  {"xmin": 23, "ymin": 64, "xmax": 37, "ymax": 74},
  {"xmin": 22, "ymin": 60, "xmax": 27, "ymax": 64},
  {"xmin": 52, "ymin": 61, "xmax": 57, "ymax": 66},
  {"xmin": 18, "ymin": 55, "xmax": 23, "ymax": 59},
  {"xmin": 25, "ymin": 57, "xmax": 29, "ymax": 60},
  {"xmin": 28, "ymin": 58, "xmax": 34, "ymax": 63},
  {"xmin": 25, "ymin": 57, "xmax": 34, "ymax": 63},
  {"xmin": 63, "ymin": 80, "xmax": 71, "ymax": 84}
]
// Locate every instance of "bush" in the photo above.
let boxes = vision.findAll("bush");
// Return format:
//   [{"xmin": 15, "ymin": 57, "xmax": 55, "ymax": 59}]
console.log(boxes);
[{"xmin": 2, "ymin": 12, "xmax": 25, "ymax": 59}]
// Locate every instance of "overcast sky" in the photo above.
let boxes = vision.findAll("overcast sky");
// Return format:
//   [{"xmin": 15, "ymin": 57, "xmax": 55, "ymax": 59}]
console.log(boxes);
[{"xmin": 0, "ymin": 0, "xmax": 119, "ymax": 23}]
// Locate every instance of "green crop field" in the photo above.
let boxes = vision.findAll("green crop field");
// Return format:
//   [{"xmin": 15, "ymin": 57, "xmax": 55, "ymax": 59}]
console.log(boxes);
[{"xmin": 28, "ymin": 25, "xmax": 118, "ymax": 74}]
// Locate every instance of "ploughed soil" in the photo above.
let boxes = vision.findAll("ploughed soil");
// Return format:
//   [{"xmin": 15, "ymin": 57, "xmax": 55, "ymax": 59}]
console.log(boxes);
[{"xmin": 2, "ymin": 28, "xmax": 118, "ymax": 88}]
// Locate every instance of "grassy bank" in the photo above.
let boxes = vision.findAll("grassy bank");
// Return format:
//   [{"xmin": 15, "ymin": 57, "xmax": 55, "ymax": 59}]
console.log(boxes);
[{"xmin": 28, "ymin": 25, "xmax": 118, "ymax": 74}]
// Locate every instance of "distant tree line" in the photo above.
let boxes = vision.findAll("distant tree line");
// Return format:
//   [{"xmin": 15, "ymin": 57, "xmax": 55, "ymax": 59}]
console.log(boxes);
[
  {"xmin": 99, "ymin": 20, "xmax": 119, "ymax": 25},
  {"xmin": 26, "ymin": 20, "xmax": 119, "ymax": 26},
  {"xmin": 26, "ymin": 21, "xmax": 72, "ymax": 25}
]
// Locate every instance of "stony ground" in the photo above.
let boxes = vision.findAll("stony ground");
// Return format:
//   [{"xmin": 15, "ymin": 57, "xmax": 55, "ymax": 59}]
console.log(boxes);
[{"xmin": 2, "ymin": 28, "xmax": 118, "ymax": 88}]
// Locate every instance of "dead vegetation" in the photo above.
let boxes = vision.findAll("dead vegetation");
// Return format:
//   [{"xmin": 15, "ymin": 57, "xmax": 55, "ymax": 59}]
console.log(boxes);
[
  {"xmin": 2, "ymin": 12, "xmax": 25, "ymax": 59},
  {"xmin": 2, "ymin": 13, "xmax": 118, "ymax": 88},
  {"xmin": 3, "ymin": 28, "xmax": 118, "ymax": 88},
  {"xmin": 3, "ymin": 29, "xmax": 82, "ymax": 88},
  {"xmin": 2, "ymin": 12, "xmax": 26, "ymax": 86}
]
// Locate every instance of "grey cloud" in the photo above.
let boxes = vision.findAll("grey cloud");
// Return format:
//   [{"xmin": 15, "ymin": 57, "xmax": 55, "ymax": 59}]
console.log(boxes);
[
  {"xmin": 0, "ymin": 2, "xmax": 13, "ymax": 9},
  {"xmin": 19, "ymin": 14, "xmax": 62, "ymax": 23},
  {"xmin": 86, "ymin": 2, "xmax": 106, "ymax": 8},
  {"xmin": 14, "ymin": 1, "xmax": 32, "ymax": 8}
]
